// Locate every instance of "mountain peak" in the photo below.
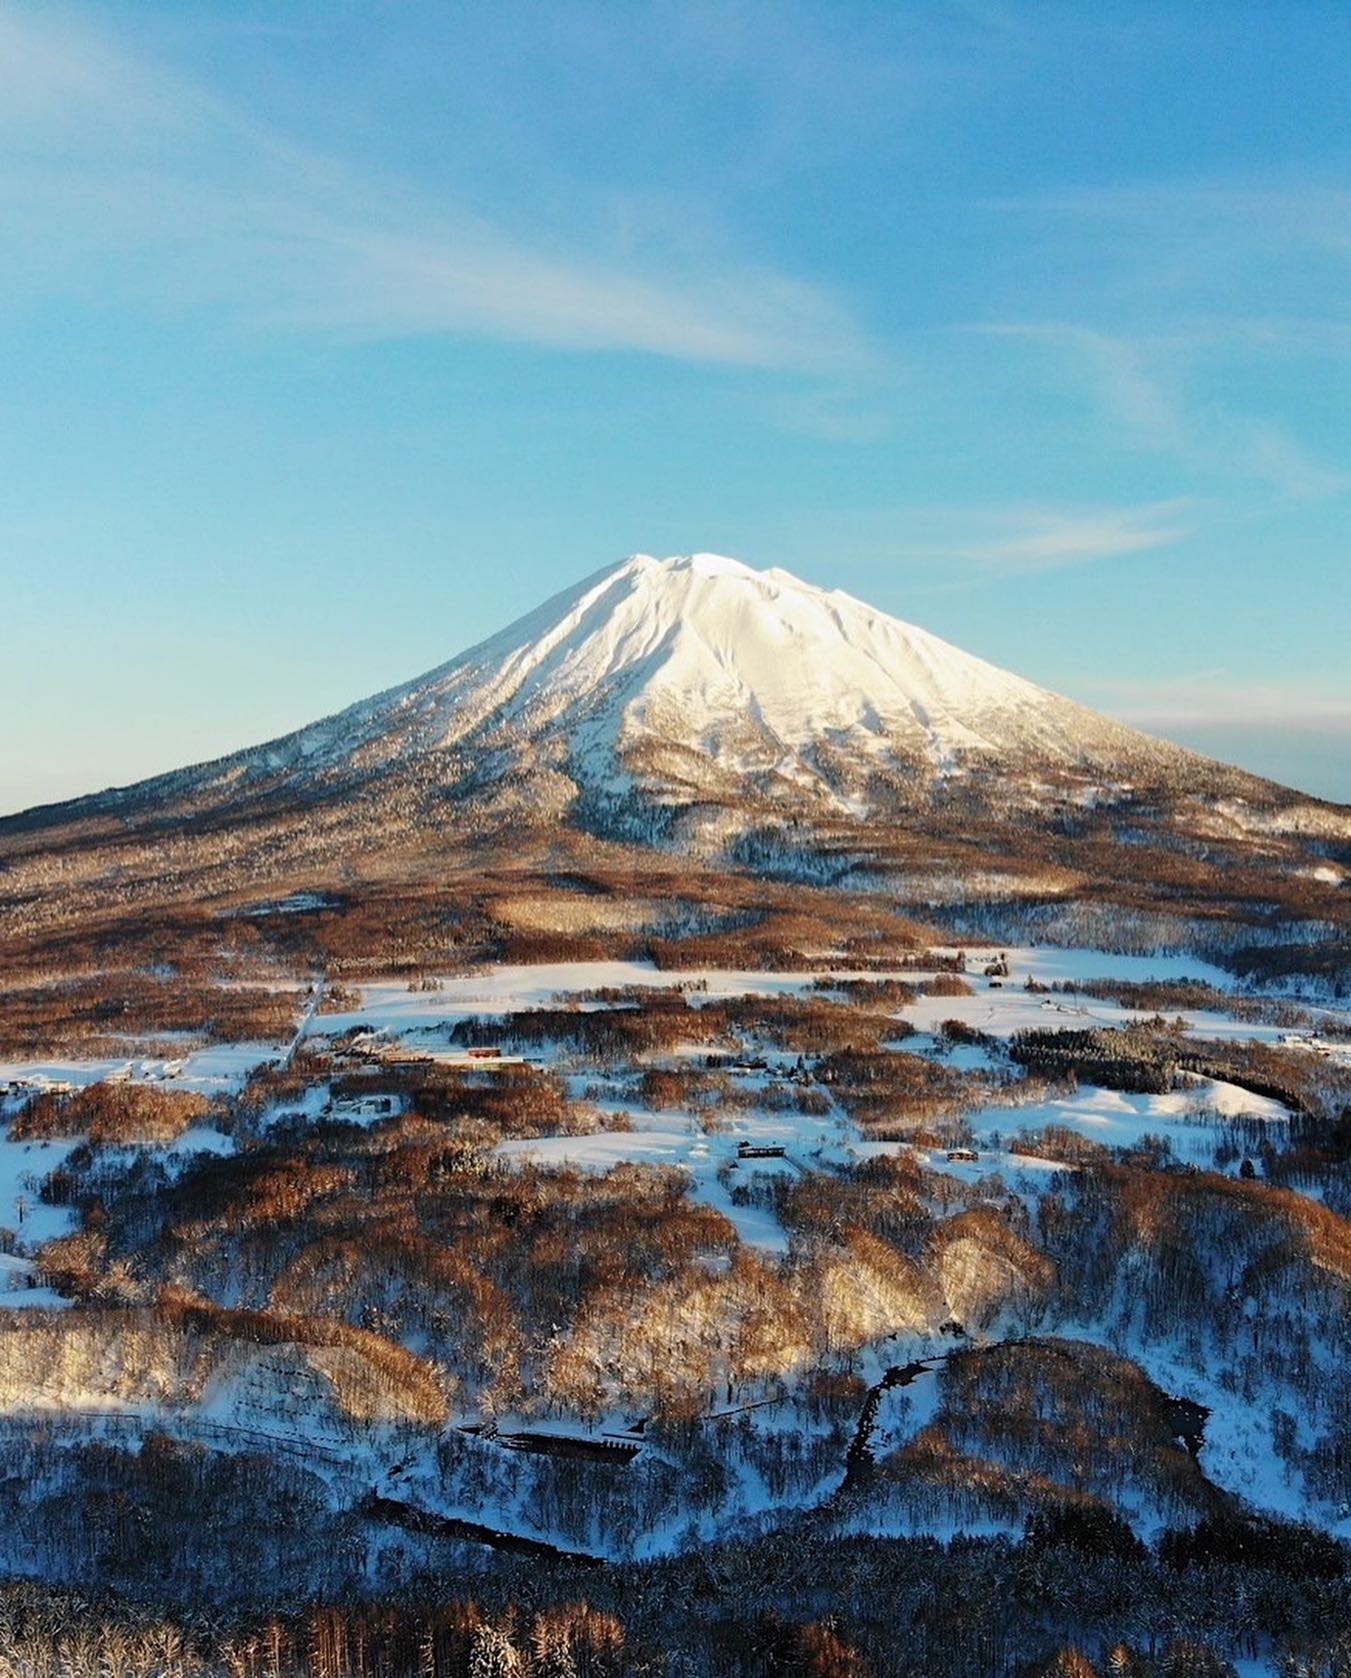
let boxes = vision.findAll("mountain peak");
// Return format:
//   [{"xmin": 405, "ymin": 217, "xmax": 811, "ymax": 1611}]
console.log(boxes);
[
  {"xmin": 11, "ymin": 551, "xmax": 1225, "ymax": 837},
  {"xmin": 205, "ymin": 552, "xmax": 1199, "ymax": 817},
  {"xmin": 626, "ymin": 551, "xmax": 758, "ymax": 580}
]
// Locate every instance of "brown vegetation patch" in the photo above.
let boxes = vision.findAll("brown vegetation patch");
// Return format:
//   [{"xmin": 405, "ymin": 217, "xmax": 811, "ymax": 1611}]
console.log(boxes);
[
  {"xmin": 0, "ymin": 969, "xmax": 302, "ymax": 1057},
  {"xmin": 0, "ymin": 1296, "xmax": 447, "ymax": 1427},
  {"xmin": 13, "ymin": 1081, "xmax": 215, "ymax": 1145},
  {"xmin": 819, "ymin": 1048, "xmax": 986, "ymax": 1136},
  {"xmin": 886, "ymin": 1336, "xmax": 1223, "ymax": 1522}
]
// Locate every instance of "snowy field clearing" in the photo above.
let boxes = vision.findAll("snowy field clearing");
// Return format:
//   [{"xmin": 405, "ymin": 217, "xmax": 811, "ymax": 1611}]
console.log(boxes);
[
  {"xmin": 497, "ymin": 1103, "xmax": 841, "ymax": 1254},
  {"xmin": 942, "ymin": 945, "xmax": 1244, "ymax": 989},
  {"xmin": 897, "ymin": 952, "xmax": 1351, "ymax": 1059},
  {"xmin": 309, "ymin": 959, "xmax": 884, "ymax": 1039},
  {"xmin": 0, "ymin": 1122, "xmax": 239, "ymax": 1259},
  {"xmin": 1, "ymin": 946, "xmax": 1334, "ymax": 1141},
  {"xmin": 0, "ymin": 946, "xmax": 1344, "ymax": 1553},
  {"xmin": 475, "ymin": 948, "xmax": 1318, "ymax": 1256},
  {"xmin": 307, "ymin": 944, "xmax": 1351, "ymax": 1048},
  {"xmin": 1060, "ymin": 1325, "xmax": 1351, "ymax": 1542},
  {"xmin": 902, "ymin": 983, "xmax": 1349, "ymax": 1050},
  {"xmin": 0, "ymin": 1041, "xmax": 287, "ymax": 1256},
  {"xmin": 0, "ymin": 945, "xmax": 1336, "ymax": 1270},
  {"xmin": 966, "ymin": 1077, "xmax": 1291, "ymax": 1166},
  {"xmin": 850, "ymin": 1138, "xmax": 1074, "ymax": 1190},
  {"xmin": 0, "ymin": 1040, "xmax": 281, "ymax": 1102},
  {"xmin": 0, "ymin": 1251, "xmax": 68, "ymax": 1308},
  {"xmin": 0, "ymin": 1134, "xmax": 81, "ymax": 1248},
  {"xmin": 0, "ymin": 1040, "xmax": 267, "ymax": 1259},
  {"xmin": 314, "ymin": 946, "xmax": 1244, "ymax": 1029}
]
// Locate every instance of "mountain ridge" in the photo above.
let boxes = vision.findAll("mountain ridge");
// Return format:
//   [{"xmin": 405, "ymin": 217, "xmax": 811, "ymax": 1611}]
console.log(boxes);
[
  {"xmin": 2, "ymin": 552, "xmax": 1347, "ymax": 966},
  {"xmin": 4, "ymin": 553, "xmax": 1289, "ymax": 835}
]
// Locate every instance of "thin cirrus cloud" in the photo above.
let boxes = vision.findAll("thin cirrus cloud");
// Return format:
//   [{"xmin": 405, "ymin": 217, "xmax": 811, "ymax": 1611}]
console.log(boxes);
[
  {"xmin": 968, "ymin": 173, "xmax": 1351, "ymax": 503},
  {"xmin": 890, "ymin": 498, "xmax": 1193, "ymax": 577},
  {"xmin": 1086, "ymin": 672, "xmax": 1351, "ymax": 733},
  {"xmin": 984, "ymin": 176, "xmax": 1351, "ymax": 348},
  {"xmin": 970, "ymin": 322, "xmax": 1350, "ymax": 502},
  {"xmin": 0, "ymin": 7, "xmax": 869, "ymax": 375},
  {"xmin": 992, "ymin": 178, "xmax": 1351, "ymax": 283}
]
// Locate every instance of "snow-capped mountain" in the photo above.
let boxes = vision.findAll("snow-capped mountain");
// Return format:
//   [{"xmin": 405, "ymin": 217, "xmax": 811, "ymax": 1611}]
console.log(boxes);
[
  {"xmin": 5, "ymin": 552, "xmax": 1346, "ymax": 944},
  {"xmin": 37, "ymin": 553, "xmax": 1214, "ymax": 832}
]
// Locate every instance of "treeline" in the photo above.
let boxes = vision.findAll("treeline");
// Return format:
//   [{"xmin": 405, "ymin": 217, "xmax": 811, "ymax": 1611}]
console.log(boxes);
[
  {"xmin": 69, "ymin": 1121, "xmax": 749, "ymax": 1412},
  {"xmin": 875, "ymin": 1337, "xmax": 1223, "ymax": 1530},
  {"xmin": 1009, "ymin": 1027, "xmax": 1179, "ymax": 1096},
  {"xmin": 816, "ymin": 1047, "xmax": 992, "ymax": 1135},
  {"xmin": 451, "ymin": 1001, "xmax": 724, "ymax": 1059},
  {"xmin": 449, "ymin": 989, "xmax": 936, "ymax": 1063},
  {"xmin": 51, "ymin": 1112, "xmax": 1054, "ymax": 1421},
  {"xmin": 1061, "ymin": 975, "xmax": 1320, "ymax": 1029},
  {"xmin": 0, "ymin": 968, "xmax": 303, "ymax": 1056},
  {"xmin": 1001, "ymin": 1021, "xmax": 1350, "ymax": 1131},
  {"xmin": 1028, "ymin": 1163, "xmax": 1351, "ymax": 1503},
  {"xmin": 0, "ymin": 1521, "xmax": 1346, "ymax": 1676},
  {"xmin": 638, "ymin": 1066, "xmax": 829, "ymax": 1117},
  {"xmin": 0, "ymin": 1297, "xmax": 448, "ymax": 1426},
  {"xmin": 13, "ymin": 1080, "xmax": 215, "ymax": 1144}
]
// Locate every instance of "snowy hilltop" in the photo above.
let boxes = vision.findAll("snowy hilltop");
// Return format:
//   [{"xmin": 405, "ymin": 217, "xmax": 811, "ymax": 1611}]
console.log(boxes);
[
  {"xmin": 30, "ymin": 553, "xmax": 1216, "ymax": 826},
  {"xmin": 390, "ymin": 550, "xmax": 1149, "ymax": 779},
  {"xmin": 6, "ymin": 552, "xmax": 1343, "ymax": 941}
]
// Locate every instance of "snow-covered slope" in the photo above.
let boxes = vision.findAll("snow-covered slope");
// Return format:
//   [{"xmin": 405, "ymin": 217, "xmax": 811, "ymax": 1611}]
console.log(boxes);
[
  {"xmin": 265, "ymin": 551, "xmax": 1162, "ymax": 769},
  {"xmin": 425, "ymin": 552, "xmax": 1068, "ymax": 758},
  {"xmin": 56, "ymin": 553, "xmax": 1208, "ymax": 830}
]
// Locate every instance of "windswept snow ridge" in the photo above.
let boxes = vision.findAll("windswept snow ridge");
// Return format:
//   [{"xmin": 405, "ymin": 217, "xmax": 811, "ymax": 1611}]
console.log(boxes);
[
  {"xmin": 264, "ymin": 553, "xmax": 1177, "ymax": 788},
  {"xmin": 53, "ymin": 553, "xmax": 1206, "ymax": 824}
]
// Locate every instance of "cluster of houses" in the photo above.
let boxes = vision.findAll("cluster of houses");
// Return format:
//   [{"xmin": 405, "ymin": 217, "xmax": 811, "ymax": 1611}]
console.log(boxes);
[
  {"xmin": 325, "ymin": 1094, "xmax": 399, "ymax": 1123},
  {"xmin": 1279, "ymin": 1030, "xmax": 1335, "ymax": 1060},
  {"xmin": 3, "ymin": 1055, "xmax": 194, "ymax": 1105},
  {"xmin": 375, "ymin": 1043, "xmax": 527, "ymax": 1070},
  {"xmin": 333, "ymin": 1028, "xmax": 527, "ymax": 1072},
  {"xmin": 2, "ymin": 1074, "xmax": 75, "ymax": 1101},
  {"xmin": 705, "ymin": 1052, "xmax": 817, "ymax": 1086}
]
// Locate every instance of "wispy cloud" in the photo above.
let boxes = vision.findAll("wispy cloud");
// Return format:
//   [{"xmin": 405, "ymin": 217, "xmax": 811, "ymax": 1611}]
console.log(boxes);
[
  {"xmin": 887, "ymin": 498, "xmax": 1193, "ymax": 576},
  {"xmin": 985, "ymin": 177, "xmax": 1351, "ymax": 346},
  {"xmin": 971, "ymin": 320, "xmax": 1350, "ymax": 502},
  {"xmin": 969, "ymin": 168, "xmax": 1351, "ymax": 502},
  {"xmin": 0, "ymin": 7, "xmax": 868, "ymax": 373},
  {"xmin": 995, "ymin": 178, "xmax": 1351, "ymax": 274},
  {"xmin": 1085, "ymin": 671, "xmax": 1351, "ymax": 732},
  {"xmin": 976, "ymin": 323, "xmax": 1179, "ymax": 437}
]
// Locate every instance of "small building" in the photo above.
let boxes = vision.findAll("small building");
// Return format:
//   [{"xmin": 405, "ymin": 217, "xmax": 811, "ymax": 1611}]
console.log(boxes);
[
  {"xmin": 37, "ymin": 1079, "xmax": 76, "ymax": 1096},
  {"xmin": 328, "ymin": 1094, "xmax": 396, "ymax": 1121},
  {"xmin": 945, "ymin": 1148, "xmax": 979, "ymax": 1163},
  {"xmin": 737, "ymin": 1141, "xmax": 786, "ymax": 1160}
]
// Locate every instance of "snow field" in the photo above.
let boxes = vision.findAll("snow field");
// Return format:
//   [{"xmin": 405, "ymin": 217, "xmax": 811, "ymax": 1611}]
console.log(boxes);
[
  {"xmin": 1, "ymin": 944, "xmax": 1345, "ymax": 1553},
  {"xmin": 0, "ymin": 1039, "xmax": 281, "ymax": 1101}
]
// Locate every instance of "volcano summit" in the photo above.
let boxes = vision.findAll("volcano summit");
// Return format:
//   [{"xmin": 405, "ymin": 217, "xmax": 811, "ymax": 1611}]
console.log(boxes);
[
  {"xmin": 1, "ymin": 554, "xmax": 1345, "ymax": 948},
  {"xmin": 8, "ymin": 553, "xmax": 1269, "ymax": 822}
]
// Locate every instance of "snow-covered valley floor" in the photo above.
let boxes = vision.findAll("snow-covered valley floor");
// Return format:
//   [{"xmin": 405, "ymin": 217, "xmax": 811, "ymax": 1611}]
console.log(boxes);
[{"xmin": 0, "ymin": 942, "xmax": 1346, "ymax": 1558}]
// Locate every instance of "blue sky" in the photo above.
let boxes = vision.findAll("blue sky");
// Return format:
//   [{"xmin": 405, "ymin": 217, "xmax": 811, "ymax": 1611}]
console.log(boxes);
[{"xmin": 2, "ymin": 0, "xmax": 1348, "ymax": 812}]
